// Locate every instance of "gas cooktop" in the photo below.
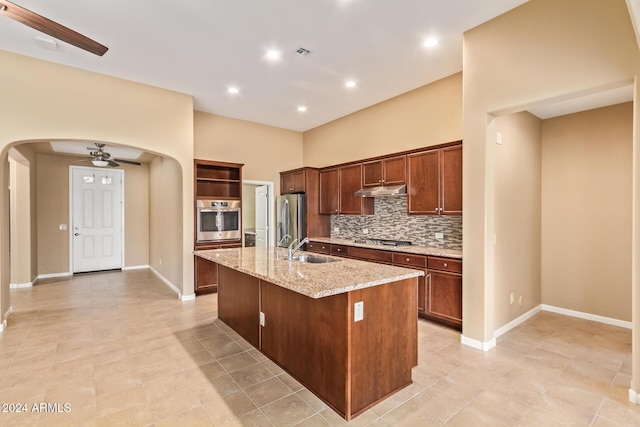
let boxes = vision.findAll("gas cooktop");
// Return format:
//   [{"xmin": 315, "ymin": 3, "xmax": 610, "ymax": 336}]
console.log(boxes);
[{"xmin": 352, "ymin": 238, "xmax": 413, "ymax": 247}]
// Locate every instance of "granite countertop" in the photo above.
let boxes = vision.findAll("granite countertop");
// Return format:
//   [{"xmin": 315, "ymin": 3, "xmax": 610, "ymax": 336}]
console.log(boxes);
[
  {"xmin": 308, "ymin": 237, "xmax": 463, "ymax": 259},
  {"xmin": 194, "ymin": 247, "xmax": 423, "ymax": 299}
]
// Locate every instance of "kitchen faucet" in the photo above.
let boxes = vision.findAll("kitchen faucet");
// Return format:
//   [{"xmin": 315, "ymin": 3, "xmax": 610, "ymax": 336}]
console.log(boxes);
[
  {"xmin": 287, "ymin": 237, "xmax": 309, "ymax": 259},
  {"xmin": 277, "ymin": 234, "xmax": 291, "ymax": 246}
]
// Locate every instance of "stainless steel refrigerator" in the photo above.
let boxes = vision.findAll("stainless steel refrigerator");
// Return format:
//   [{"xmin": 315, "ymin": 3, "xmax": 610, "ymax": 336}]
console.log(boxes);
[{"xmin": 276, "ymin": 194, "xmax": 306, "ymax": 248}]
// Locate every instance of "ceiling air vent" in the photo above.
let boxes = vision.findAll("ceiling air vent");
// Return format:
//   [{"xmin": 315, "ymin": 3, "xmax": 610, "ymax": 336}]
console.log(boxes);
[{"xmin": 295, "ymin": 47, "xmax": 311, "ymax": 57}]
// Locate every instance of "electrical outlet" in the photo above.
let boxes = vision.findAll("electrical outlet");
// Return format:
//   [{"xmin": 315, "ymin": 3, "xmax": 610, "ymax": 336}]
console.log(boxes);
[
  {"xmin": 159, "ymin": 258, "xmax": 162, "ymax": 265},
  {"xmin": 497, "ymin": 131, "xmax": 503, "ymax": 145},
  {"xmin": 519, "ymin": 296, "xmax": 523, "ymax": 306},
  {"xmin": 59, "ymin": 224, "xmax": 67, "ymax": 231},
  {"xmin": 435, "ymin": 232, "xmax": 444, "ymax": 239},
  {"xmin": 510, "ymin": 292, "xmax": 514, "ymax": 304},
  {"xmin": 334, "ymin": 227, "xmax": 339, "ymax": 233},
  {"xmin": 354, "ymin": 301, "xmax": 364, "ymax": 322},
  {"xmin": 362, "ymin": 228, "xmax": 369, "ymax": 234}
]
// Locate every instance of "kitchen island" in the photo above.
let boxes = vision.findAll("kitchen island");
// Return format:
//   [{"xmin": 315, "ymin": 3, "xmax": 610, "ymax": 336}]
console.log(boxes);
[{"xmin": 194, "ymin": 247, "xmax": 423, "ymax": 420}]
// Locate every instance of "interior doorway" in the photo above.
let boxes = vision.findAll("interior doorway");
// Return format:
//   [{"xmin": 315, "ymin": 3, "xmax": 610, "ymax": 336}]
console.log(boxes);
[
  {"xmin": 242, "ymin": 180, "xmax": 275, "ymax": 247},
  {"xmin": 70, "ymin": 166, "xmax": 124, "ymax": 273}
]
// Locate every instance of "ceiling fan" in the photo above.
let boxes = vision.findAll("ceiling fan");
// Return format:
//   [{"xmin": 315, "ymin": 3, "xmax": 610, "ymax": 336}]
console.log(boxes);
[
  {"xmin": 0, "ymin": 0, "xmax": 108, "ymax": 56},
  {"xmin": 88, "ymin": 143, "xmax": 141, "ymax": 168}
]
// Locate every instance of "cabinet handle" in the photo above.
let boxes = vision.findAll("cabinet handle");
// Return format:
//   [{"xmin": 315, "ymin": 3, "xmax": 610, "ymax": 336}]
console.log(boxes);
[
  {"xmin": 443, "ymin": 263, "xmax": 448, "ymax": 267},
  {"xmin": 288, "ymin": 187, "xmax": 294, "ymax": 191},
  {"xmin": 406, "ymin": 257, "xmax": 410, "ymax": 262},
  {"xmin": 337, "ymin": 248, "xmax": 341, "ymax": 252}
]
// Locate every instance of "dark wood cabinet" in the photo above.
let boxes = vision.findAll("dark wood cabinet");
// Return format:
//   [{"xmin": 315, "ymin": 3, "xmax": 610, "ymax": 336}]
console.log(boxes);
[
  {"xmin": 280, "ymin": 169, "xmax": 305, "ymax": 194},
  {"xmin": 363, "ymin": 156, "xmax": 406, "ymax": 187},
  {"xmin": 307, "ymin": 241, "xmax": 331, "ymax": 254},
  {"xmin": 194, "ymin": 242, "xmax": 241, "ymax": 294},
  {"xmin": 319, "ymin": 168, "xmax": 340, "ymax": 214},
  {"xmin": 319, "ymin": 166, "xmax": 373, "ymax": 215},
  {"xmin": 440, "ymin": 145, "xmax": 463, "ymax": 215},
  {"xmin": 407, "ymin": 144, "xmax": 462, "ymax": 215},
  {"xmin": 194, "ymin": 159, "xmax": 243, "ymax": 200},
  {"xmin": 426, "ymin": 256, "xmax": 462, "ymax": 329}
]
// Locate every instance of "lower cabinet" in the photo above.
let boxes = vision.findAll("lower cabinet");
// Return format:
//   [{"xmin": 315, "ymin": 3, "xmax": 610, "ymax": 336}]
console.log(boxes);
[
  {"xmin": 194, "ymin": 242, "xmax": 242, "ymax": 294},
  {"xmin": 308, "ymin": 241, "xmax": 462, "ymax": 330},
  {"xmin": 426, "ymin": 257, "xmax": 462, "ymax": 330}
]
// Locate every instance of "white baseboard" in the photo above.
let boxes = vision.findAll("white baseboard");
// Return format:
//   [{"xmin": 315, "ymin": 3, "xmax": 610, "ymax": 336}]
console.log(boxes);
[
  {"xmin": 0, "ymin": 307, "xmax": 13, "ymax": 332},
  {"xmin": 461, "ymin": 335, "xmax": 496, "ymax": 351},
  {"xmin": 36, "ymin": 272, "xmax": 72, "ymax": 280},
  {"xmin": 10, "ymin": 281, "xmax": 33, "ymax": 289},
  {"xmin": 149, "ymin": 266, "xmax": 190, "ymax": 301},
  {"xmin": 630, "ymin": 388, "xmax": 639, "ymax": 405},
  {"xmin": 541, "ymin": 304, "xmax": 632, "ymax": 329},
  {"xmin": 122, "ymin": 264, "xmax": 150, "ymax": 271},
  {"xmin": 494, "ymin": 305, "xmax": 542, "ymax": 338}
]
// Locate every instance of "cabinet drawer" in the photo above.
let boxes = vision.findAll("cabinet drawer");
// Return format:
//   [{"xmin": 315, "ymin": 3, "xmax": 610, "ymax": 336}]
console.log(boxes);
[
  {"xmin": 427, "ymin": 256, "xmax": 462, "ymax": 273},
  {"xmin": 349, "ymin": 246, "xmax": 393, "ymax": 264},
  {"xmin": 331, "ymin": 245, "xmax": 349, "ymax": 256},
  {"xmin": 392, "ymin": 253, "xmax": 426, "ymax": 268},
  {"xmin": 308, "ymin": 241, "xmax": 330, "ymax": 254}
]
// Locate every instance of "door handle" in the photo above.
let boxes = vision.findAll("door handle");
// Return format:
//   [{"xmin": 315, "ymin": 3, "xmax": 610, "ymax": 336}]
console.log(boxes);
[{"xmin": 74, "ymin": 233, "xmax": 80, "ymax": 236}]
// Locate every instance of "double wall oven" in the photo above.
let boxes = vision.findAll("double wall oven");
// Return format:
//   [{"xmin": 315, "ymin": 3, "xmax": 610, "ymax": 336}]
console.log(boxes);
[{"xmin": 196, "ymin": 200, "xmax": 241, "ymax": 242}]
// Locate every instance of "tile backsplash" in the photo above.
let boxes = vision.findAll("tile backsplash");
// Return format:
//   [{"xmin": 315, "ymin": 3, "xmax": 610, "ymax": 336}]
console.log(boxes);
[{"xmin": 330, "ymin": 197, "xmax": 462, "ymax": 250}]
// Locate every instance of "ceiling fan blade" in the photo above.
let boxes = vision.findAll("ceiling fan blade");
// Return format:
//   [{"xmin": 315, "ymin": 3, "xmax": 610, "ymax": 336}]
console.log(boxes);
[
  {"xmin": 107, "ymin": 159, "xmax": 119, "ymax": 167},
  {"xmin": 113, "ymin": 158, "xmax": 141, "ymax": 166},
  {"xmin": 0, "ymin": 0, "xmax": 108, "ymax": 56}
]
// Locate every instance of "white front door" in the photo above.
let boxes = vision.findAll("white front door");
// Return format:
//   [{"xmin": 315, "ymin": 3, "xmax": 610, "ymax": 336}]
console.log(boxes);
[
  {"xmin": 255, "ymin": 185, "xmax": 269, "ymax": 247},
  {"xmin": 71, "ymin": 167, "xmax": 123, "ymax": 273}
]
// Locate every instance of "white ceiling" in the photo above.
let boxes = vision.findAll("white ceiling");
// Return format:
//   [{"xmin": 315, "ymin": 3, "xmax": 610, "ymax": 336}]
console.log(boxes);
[{"xmin": 0, "ymin": 0, "xmax": 531, "ymax": 132}]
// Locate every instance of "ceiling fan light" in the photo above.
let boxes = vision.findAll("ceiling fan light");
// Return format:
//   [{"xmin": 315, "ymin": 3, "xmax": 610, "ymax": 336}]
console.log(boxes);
[{"xmin": 92, "ymin": 159, "xmax": 109, "ymax": 167}]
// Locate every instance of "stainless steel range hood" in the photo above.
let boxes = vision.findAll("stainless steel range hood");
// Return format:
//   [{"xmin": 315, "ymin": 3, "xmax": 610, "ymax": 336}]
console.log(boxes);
[{"xmin": 354, "ymin": 184, "xmax": 407, "ymax": 197}]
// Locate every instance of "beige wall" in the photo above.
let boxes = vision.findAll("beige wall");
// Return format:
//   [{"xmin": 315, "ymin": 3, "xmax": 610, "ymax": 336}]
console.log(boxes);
[
  {"xmin": 0, "ymin": 50, "xmax": 194, "ymax": 310},
  {"xmin": 303, "ymin": 73, "xmax": 462, "ymax": 166},
  {"xmin": 541, "ymin": 103, "xmax": 632, "ymax": 321},
  {"xmin": 149, "ymin": 156, "xmax": 182, "ymax": 288},
  {"xmin": 9, "ymin": 147, "xmax": 37, "ymax": 285},
  {"xmin": 35, "ymin": 153, "xmax": 150, "ymax": 275},
  {"xmin": 494, "ymin": 112, "xmax": 542, "ymax": 329},
  {"xmin": 463, "ymin": 0, "xmax": 640, "ymax": 347},
  {"xmin": 194, "ymin": 112, "xmax": 303, "ymax": 196}
]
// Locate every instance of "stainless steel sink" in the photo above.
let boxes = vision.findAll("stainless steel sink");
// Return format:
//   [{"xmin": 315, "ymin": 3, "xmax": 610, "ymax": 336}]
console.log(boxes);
[{"xmin": 291, "ymin": 255, "xmax": 340, "ymax": 264}]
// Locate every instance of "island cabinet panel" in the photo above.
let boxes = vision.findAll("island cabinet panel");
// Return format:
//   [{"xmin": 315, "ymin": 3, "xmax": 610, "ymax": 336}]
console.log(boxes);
[
  {"xmin": 261, "ymin": 281, "xmax": 349, "ymax": 416},
  {"xmin": 260, "ymin": 278, "xmax": 417, "ymax": 420},
  {"xmin": 348, "ymin": 279, "xmax": 417, "ymax": 416},
  {"xmin": 217, "ymin": 266, "xmax": 260, "ymax": 348}
]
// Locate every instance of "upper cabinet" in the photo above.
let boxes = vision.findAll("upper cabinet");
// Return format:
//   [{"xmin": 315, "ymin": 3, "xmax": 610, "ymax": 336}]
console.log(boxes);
[
  {"xmin": 407, "ymin": 143, "xmax": 462, "ymax": 215},
  {"xmin": 280, "ymin": 169, "xmax": 305, "ymax": 194},
  {"xmin": 194, "ymin": 159, "xmax": 243, "ymax": 200},
  {"xmin": 362, "ymin": 155, "xmax": 406, "ymax": 187},
  {"xmin": 319, "ymin": 165, "xmax": 373, "ymax": 215}
]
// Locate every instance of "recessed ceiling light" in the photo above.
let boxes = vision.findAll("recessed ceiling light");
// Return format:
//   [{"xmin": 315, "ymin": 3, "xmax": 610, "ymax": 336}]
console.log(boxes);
[
  {"xmin": 423, "ymin": 37, "xmax": 439, "ymax": 48},
  {"xmin": 345, "ymin": 80, "xmax": 357, "ymax": 88},
  {"xmin": 266, "ymin": 50, "xmax": 281, "ymax": 60},
  {"xmin": 297, "ymin": 106, "xmax": 307, "ymax": 112},
  {"xmin": 228, "ymin": 87, "xmax": 239, "ymax": 94}
]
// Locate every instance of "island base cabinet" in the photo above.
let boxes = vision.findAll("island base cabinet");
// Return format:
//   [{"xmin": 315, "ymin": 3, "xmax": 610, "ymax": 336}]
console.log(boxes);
[
  {"xmin": 218, "ymin": 266, "xmax": 260, "ymax": 348},
  {"xmin": 260, "ymin": 278, "xmax": 417, "ymax": 420}
]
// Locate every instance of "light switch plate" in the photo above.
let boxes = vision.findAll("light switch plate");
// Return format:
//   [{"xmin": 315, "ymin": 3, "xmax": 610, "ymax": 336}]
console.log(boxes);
[{"xmin": 354, "ymin": 301, "xmax": 364, "ymax": 322}]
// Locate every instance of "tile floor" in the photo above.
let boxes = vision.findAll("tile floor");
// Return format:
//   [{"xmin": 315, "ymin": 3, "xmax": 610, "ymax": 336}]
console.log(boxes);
[{"xmin": 0, "ymin": 269, "xmax": 638, "ymax": 426}]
